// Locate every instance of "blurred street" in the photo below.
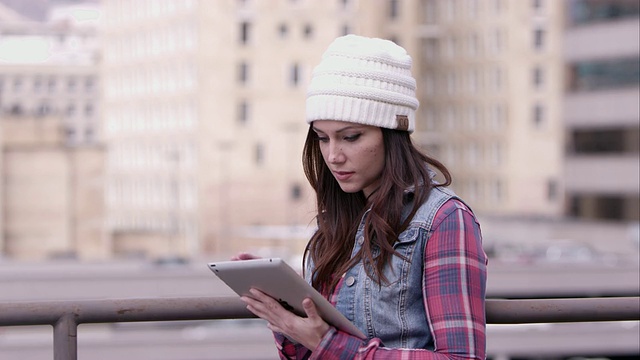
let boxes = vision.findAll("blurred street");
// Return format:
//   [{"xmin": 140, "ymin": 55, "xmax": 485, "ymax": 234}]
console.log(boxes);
[{"xmin": 0, "ymin": 258, "xmax": 638, "ymax": 302}]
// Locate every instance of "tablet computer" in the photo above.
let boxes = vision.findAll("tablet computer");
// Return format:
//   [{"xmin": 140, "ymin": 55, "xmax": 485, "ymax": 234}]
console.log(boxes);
[{"xmin": 207, "ymin": 258, "xmax": 366, "ymax": 339}]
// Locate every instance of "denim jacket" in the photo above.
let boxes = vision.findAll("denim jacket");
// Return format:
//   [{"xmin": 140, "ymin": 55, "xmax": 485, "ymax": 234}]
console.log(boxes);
[{"xmin": 305, "ymin": 186, "xmax": 462, "ymax": 349}]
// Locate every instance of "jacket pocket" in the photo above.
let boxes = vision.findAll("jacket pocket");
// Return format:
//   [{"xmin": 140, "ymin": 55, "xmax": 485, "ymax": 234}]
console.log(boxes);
[{"xmin": 380, "ymin": 226, "xmax": 420, "ymax": 287}]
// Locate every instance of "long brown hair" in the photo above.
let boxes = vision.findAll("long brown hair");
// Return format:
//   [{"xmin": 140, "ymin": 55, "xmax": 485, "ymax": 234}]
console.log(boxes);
[{"xmin": 302, "ymin": 125, "xmax": 452, "ymax": 292}]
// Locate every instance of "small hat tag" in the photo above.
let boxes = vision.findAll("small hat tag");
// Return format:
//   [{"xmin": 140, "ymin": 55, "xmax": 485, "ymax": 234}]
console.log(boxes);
[{"xmin": 396, "ymin": 115, "xmax": 409, "ymax": 131}]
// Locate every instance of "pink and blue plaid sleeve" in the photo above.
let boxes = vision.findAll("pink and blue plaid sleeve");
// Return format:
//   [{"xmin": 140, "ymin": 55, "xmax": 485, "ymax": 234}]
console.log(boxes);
[
  {"xmin": 273, "ymin": 332, "xmax": 313, "ymax": 360},
  {"xmin": 310, "ymin": 199, "xmax": 488, "ymax": 360}
]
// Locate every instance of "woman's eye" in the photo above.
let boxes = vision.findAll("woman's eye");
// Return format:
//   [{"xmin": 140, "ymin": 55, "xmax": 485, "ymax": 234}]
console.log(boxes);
[
  {"xmin": 345, "ymin": 134, "xmax": 361, "ymax": 142},
  {"xmin": 317, "ymin": 136, "xmax": 329, "ymax": 143}
]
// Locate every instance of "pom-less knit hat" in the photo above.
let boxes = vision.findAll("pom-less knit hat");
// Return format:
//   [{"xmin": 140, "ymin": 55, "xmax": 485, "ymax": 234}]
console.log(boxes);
[{"xmin": 306, "ymin": 34, "xmax": 419, "ymax": 133}]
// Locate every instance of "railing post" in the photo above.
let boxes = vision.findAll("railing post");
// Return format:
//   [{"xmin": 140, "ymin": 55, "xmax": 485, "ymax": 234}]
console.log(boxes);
[{"xmin": 53, "ymin": 314, "xmax": 77, "ymax": 360}]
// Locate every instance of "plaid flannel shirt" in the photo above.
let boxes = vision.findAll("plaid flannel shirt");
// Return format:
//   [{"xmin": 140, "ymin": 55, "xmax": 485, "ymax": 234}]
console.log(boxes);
[{"xmin": 274, "ymin": 198, "xmax": 487, "ymax": 360}]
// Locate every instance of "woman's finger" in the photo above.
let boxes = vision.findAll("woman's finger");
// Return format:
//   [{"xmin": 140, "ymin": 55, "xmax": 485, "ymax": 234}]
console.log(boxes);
[
  {"xmin": 302, "ymin": 298, "xmax": 319, "ymax": 319},
  {"xmin": 241, "ymin": 291, "xmax": 287, "ymax": 323},
  {"xmin": 230, "ymin": 252, "xmax": 261, "ymax": 261},
  {"xmin": 249, "ymin": 288, "xmax": 281, "ymax": 309}
]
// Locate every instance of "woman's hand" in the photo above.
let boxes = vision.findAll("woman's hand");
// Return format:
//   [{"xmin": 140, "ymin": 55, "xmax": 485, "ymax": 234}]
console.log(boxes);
[
  {"xmin": 230, "ymin": 252, "xmax": 261, "ymax": 261},
  {"xmin": 241, "ymin": 288, "xmax": 331, "ymax": 351}
]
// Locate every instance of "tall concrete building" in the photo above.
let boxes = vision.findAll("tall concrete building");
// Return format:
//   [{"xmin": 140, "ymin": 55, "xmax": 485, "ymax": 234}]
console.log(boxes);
[
  {"xmin": 413, "ymin": 0, "xmax": 565, "ymax": 217},
  {"xmin": 408, "ymin": 0, "xmax": 638, "ymax": 254},
  {"xmin": 0, "ymin": 1, "xmax": 105, "ymax": 260},
  {"xmin": 101, "ymin": 0, "xmax": 394, "ymax": 259},
  {"xmin": 563, "ymin": 0, "xmax": 639, "ymax": 223},
  {"xmin": 1, "ymin": 114, "xmax": 107, "ymax": 260}
]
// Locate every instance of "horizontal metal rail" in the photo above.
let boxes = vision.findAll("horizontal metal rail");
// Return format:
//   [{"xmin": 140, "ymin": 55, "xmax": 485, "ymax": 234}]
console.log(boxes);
[{"xmin": 0, "ymin": 296, "xmax": 639, "ymax": 360}]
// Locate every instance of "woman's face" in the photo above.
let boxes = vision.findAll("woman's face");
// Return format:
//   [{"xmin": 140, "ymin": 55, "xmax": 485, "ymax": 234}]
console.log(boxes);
[{"xmin": 312, "ymin": 120, "xmax": 385, "ymax": 198}]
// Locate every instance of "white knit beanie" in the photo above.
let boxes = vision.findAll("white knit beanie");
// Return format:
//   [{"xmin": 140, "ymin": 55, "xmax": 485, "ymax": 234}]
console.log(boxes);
[{"xmin": 306, "ymin": 34, "xmax": 419, "ymax": 133}]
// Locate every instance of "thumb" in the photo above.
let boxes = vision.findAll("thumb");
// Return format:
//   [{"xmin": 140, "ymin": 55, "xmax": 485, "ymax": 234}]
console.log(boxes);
[{"xmin": 302, "ymin": 298, "xmax": 320, "ymax": 319}]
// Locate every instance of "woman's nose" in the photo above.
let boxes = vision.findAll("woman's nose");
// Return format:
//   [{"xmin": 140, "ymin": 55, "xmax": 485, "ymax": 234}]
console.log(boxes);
[{"xmin": 328, "ymin": 143, "xmax": 344, "ymax": 163}]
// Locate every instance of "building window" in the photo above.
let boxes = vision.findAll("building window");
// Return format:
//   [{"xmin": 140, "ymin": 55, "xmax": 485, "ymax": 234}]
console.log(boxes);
[
  {"xmin": 467, "ymin": 142, "xmax": 480, "ymax": 167},
  {"xmin": 9, "ymin": 104, "xmax": 23, "ymax": 116},
  {"xmin": 446, "ymin": 72, "xmax": 456, "ymax": 94},
  {"xmin": 533, "ymin": 103, "xmax": 544, "ymax": 127},
  {"xmin": 424, "ymin": 39, "xmax": 439, "ymax": 60},
  {"xmin": 445, "ymin": 0, "xmax": 456, "ymax": 19},
  {"xmin": 85, "ymin": 128, "xmax": 94, "ymax": 142},
  {"xmin": 492, "ymin": 67, "xmax": 503, "ymax": 91},
  {"xmin": 33, "ymin": 76, "xmax": 43, "ymax": 92},
  {"xmin": 467, "ymin": 0, "xmax": 479, "ymax": 18},
  {"xmin": 238, "ymin": 100, "xmax": 249, "ymax": 124},
  {"xmin": 303, "ymin": 24, "xmax": 313, "ymax": 38},
  {"xmin": 278, "ymin": 23, "xmax": 288, "ymax": 38},
  {"xmin": 490, "ymin": 141, "xmax": 503, "ymax": 166},
  {"xmin": 48, "ymin": 77, "xmax": 56, "ymax": 92},
  {"xmin": 85, "ymin": 76, "xmax": 95, "ymax": 91},
  {"xmin": 255, "ymin": 143, "xmax": 264, "ymax": 165},
  {"xmin": 489, "ymin": 104, "xmax": 506, "ymax": 131},
  {"xmin": 424, "ymin": 0, "xmax": 436, "ymax": 23},
  {"xmin": 13, "ymin": 76, "xmax": 22, "ymax": 91},
  {"xmin": 85, "ymin": 104, "xmax": 94, "ymax": 117},
  {"xmin": 240, "ymin": 21, "xmax": 251, "ymax": 44},
  {"xmin": 67, "ymin": 77, "xmax": 76, "ymax": 92},
  {"xmin": 569, "ymin": 0, "xmax": 640, "ymax": 26},
  {"xmin": 466, "ymin": 179, "xmax": 481, "ymax": 202},
  {"xmin": 571, "ymin": 128, "xmax": 639, "ymax": 154},
  {"xmin": 468, "ymin": 106, "xmax": 479, "ymax": 130},
  {"xmin": 238, "ymin": 61, "xmax": 249, "ymax": 84},
  {"xmin": 469, "ymin": 33, "xmax": 479, "ymax": 56},
  {"xmin": 490, "ymin": 179, "xmax": 504, "ymax": 203},
  {"xmin": 389, "ymin": 0, "xmax": 399, "ymax": 19},
  {"xmin": 36, "ymin": 103, "xmax": 52, "ymax": 117},
  {"xmin": 67, "ymin": 104, "xmax": 76, "ymax": 116},
  {"xmin": 65, "ymin": 127, "xmax": 76, "ymax": 142},
  {"xmin": 568, "ymin": 57, "xmax": 640, "ymax": 92},
  {"xmin": 290, "ymin": 63, "xmax": 300, "ymax": 86},
  {"xmin": 291, "ymin": 184, "xmax": 302, "ymax": 200},
  {"xmin": 341, "ymin": 24, "xmax": 351, "ymax": 36},
  {"xmin": 547, "ymin": 179, "xmax": 558, "ymax": 201},
  {"xmin": 494, "ymin": 0, "xmax": 503, "ymax": 14},
  {"xmin": 533, "ymin": 66, "xmax": 544, "ymax": 88},
  {"xmin": 568, "ymin": 194, "xmax": 628, "ymax": 221},
  {"xmin": 532, "ymin": 0, "xmax": 544, "ymax": 10},
  {"xmin": 533, "ymin": 28, "xmax": 545, "ymax": 50},
  {"xmin": 468, "ymin": 69, "xmax": 478, "ymax": 93}
]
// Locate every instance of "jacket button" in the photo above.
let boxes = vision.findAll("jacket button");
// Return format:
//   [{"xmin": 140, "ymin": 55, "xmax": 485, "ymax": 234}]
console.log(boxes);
[
  {"xmin": 357, "ymin": 236, "xmax": 364, "ymax": 245},
  {"xmin": 345, "ymin": 276, "xmax": 356, "ymax": 287}
]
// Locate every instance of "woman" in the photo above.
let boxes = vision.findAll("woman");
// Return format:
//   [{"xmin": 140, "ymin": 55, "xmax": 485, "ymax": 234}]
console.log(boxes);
[{"xmin": 237, "ymin": 34, "xmax": 487, "ymax": 359}]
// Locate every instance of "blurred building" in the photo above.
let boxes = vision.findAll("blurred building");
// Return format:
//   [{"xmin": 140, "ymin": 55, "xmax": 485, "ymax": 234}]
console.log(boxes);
[
  {"xmin": 413, "ymin": 0, "xmax": 565, "ymax": 217},
  {"xmin": 99, "ymin": 0, "xmax": 638, "ymax": 260},
  {"xmin": 0, "ymin": 1, "xmax": 106, "ymax": 260},
  {"xmin": 0, "ymin": 2, "xmax": 101, "ymax": 145},
  {"xmin": 4, "ymin": 0, "xmax": 636, "ymax": 261},
  {"xmin": 0, "ymin": 114, "xmax": 106, "ymax": 260},
  {"xmin": 563, "ymin": 0, "xmax": 639, "ymax": 223},
  {"xmin": 101, "ymin": 1, "xmax": 359, "ymax": 259},
  {"xmin": 407, "ymin": 0, "xmax": 638, "ymax": 257}
]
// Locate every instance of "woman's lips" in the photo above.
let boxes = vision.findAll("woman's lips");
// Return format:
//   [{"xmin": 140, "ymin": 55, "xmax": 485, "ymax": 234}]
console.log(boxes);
[{"xmin": 333, "ymin": 171, "xmax": 354, "ymax": 181}]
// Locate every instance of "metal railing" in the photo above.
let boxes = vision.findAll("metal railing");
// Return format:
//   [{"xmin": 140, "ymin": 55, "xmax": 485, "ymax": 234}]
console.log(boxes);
[{"xmin": 0, "ymin": 296, "xmax": 639, "ymax": 360}]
